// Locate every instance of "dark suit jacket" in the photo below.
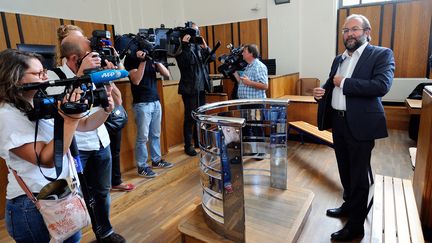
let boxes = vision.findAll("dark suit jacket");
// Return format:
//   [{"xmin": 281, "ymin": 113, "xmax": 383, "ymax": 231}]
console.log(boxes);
[
  {"xmin": 175, "ymin": 43, "xmax": 216, "ymax": 96},
  {"xmin": 317, "ymin": 44, "xmax": 395, "ymax": 141}
]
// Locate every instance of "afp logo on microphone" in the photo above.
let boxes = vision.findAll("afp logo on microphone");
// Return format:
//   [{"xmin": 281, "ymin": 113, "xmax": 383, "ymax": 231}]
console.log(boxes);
[
  {"xmin": 101, "ymin": 70, "xmax": 118, "ymax": 79},
  {"xmin": 90, "ymin": 69, "xmax": 129, "ymax": 84}
]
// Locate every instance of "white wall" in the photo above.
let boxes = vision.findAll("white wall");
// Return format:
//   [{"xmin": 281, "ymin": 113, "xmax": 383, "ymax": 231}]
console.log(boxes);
[
  {"xmin": 299, "ymin": 0, "xmax": 338, "ymax": 83},
  {"xmin": 0, "ymin": 0, "xmax": 169, "ymax": 34},
  {"xmin": 0, "ymin": 0, "xmax": 337, "ymax": 83},
  {"xmin": 0, "ymin": 0, "xmax": 113, "ymax": 24},
  {"xmin": 267, "ymin": 0, "xmax": 300, "ymax": 76},
  {"xmin": 184, "ymin": 0, "xmax": 267, "ymax": 26}
]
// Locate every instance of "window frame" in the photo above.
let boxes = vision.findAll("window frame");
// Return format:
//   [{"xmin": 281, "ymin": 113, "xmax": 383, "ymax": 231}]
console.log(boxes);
[{"xmin": 338, "ymin": 0, "xmax": 407, "ymax": 8}]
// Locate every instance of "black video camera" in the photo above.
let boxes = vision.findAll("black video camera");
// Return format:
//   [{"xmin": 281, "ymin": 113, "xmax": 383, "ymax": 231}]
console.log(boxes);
[
  {"xmin": 165, "ymin": 21, "xmax": 203, "ymax": 56},
  {"xmin": 115, "ymin": 27, "xmax": 170, "ymax": 66},
  {"xmin": 22, "ymin": 69, "xmax": 128, "ymax": 121},
  {"xmin": 89, "ymin": 30, "xmax": 120, "ymax": 67},
  {"xmin": 218, "ymin": 44, "xmax": 247, "ymax": 78}
]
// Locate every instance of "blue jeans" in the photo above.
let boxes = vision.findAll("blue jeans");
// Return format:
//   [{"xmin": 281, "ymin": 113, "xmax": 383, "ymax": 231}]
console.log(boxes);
[
  {"xmin": 5, "ymin": 195, "xmax": 81, "ymax": 243},
  {"xmin": 79, "ymin": 145, "xmax": 113, "ymax": 238},
  {"xmin": 133, "ymin": 101, "xmax": 162, "ymax": 168}
]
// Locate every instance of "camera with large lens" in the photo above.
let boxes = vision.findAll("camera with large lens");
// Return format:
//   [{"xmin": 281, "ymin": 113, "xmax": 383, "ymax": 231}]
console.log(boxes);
[
  {"xmin": 218, "ymin": 44, "xmax": 248, "ymax": 78},
  {"xmin": 22, "ymin": 69, "xmax": 128, "ymax": 121},
  {"xmin": 115, "ymin": 27, "xmax": 171, "ymax": 66},
  {"xmin": 115, "ymin": 21, "xmax": 205, "ymax": 65},
  {"xmin": 89, "ymin": 30, "xmax": 120, "ymax": 67},
  {"xmin": 165, "ymin": 21, "xmax": 204, "ymax": 56}
]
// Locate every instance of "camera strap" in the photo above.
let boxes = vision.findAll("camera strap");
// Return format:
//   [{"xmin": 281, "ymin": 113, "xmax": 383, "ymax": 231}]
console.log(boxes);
[
  {"xmin": 51, "ymin": 68, "xmax": 67, "ymax": 80},
  {"xmin": 33, "ymin": 116, "xmax": 64, "ymax": 182}
]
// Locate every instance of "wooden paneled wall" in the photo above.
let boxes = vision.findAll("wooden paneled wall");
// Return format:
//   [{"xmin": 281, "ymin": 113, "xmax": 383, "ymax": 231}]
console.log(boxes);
[
  {"xmin": 0, "ymin": 11, "xmax": 115, "ymax": 52},
  {"xmin": 337, "ymin": 0, "xmax": 432, "ymax": 78},
  {"xmin": 199, "ymin": 18, "xmax": 268, "ymax": 75}
]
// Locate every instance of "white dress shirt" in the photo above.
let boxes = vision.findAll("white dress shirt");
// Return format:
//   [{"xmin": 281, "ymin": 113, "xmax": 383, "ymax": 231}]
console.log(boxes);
[
  {"xmin": 331, "ymin": 42, "xmax": 368, "ymax": 111},
  {"xmin": 47, "ymin": 63, "xmax": 110, "ymax": 151}
]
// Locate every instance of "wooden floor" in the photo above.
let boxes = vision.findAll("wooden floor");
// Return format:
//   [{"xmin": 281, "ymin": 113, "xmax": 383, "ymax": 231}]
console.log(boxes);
[{"xmin": 0, "ymin": 129, "xmax": 417, "ymax": 243}]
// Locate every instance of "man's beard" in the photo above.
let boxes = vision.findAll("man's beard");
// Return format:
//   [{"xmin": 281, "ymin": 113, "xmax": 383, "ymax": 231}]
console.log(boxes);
[{"xmin": 344, "ymin": 35, "xmax": 367, "ymax": 52}]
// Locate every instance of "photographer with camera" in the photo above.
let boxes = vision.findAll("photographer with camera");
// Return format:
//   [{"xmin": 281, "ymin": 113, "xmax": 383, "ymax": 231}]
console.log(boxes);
[
  {"xmin": 233, "ymin": 44, "xmax": 268, "ymax": 159},
  {"xmin": 57, "ymin": 24, "xmax": 133, "ymax": 191},
  {"xmin": 124, "ymin": 50, "xmax": 173, "ymax": 178},
  {"xmin": 47, "ymin": 33, "xmax": 126, "ymax": 243},
  {"xmin": 175, "ymin": 22, "xmax": 216, "ymax": 156},
  {"xmin": 233, "ymin": 44, "xmax": 268, "ymax": 98},
  {"xmin": 0, "ymin": 49, "xmax": 100, "ymax": 242}
]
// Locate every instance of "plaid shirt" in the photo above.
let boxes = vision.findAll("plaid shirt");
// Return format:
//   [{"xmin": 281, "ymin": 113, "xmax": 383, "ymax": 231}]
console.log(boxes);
[{"xmin": 237, "ymin": 59, "xmax": 268, "ymax": 99}]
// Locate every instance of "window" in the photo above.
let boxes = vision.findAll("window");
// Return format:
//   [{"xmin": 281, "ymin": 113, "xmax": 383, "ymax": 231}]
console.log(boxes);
[{"xmin": 340, "ymin": 0, "xmax": 393, "ymax": 7}]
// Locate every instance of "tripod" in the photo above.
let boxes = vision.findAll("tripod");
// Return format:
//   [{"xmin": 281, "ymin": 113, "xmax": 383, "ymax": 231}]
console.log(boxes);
[{"xmin": 69, "ymin": 137, "xmax": 103, "ymax": 242}]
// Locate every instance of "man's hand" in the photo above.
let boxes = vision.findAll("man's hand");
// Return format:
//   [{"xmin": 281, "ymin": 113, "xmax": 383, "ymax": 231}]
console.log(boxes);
[
  {"xmin": 182, "ymin": 34, "xmax": 191, "ymax": 43},
  {"xmin": 77, "ymin": 52, "xmax": 101, "ymax": 76},
  {"xmin": 239, "ymin": 75, "xmax": 251, "ymax": 86},
  {"xmin": 136, "ymin": 50, "xmax": 146, "ymax": 61},
  {"xmin": 333, "ymin": 75, "xmax": 344, "ymax": 87},
  {"xmin": 313, "ymin": 87, "xmax": 326, "ymax": 100},
  {"xmin": 103, "ymin": 59, "xmax": 116, "ymax": 70}
]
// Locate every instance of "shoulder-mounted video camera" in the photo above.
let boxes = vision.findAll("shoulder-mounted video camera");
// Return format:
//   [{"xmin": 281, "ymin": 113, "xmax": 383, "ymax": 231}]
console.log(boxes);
[
  {"xmin": 115, "ymin": 27, "xmax": 171, "ymax": 66},
  {"xmin": 89, "ymin": 30, "xmax": 120, "ymax": 67},
  {"xmin": 21, "ymin": 69, "xmax": 128, "ymax": 121},
  {"xmin": 168, "ymin": 21, "xmax": 203, "ymax": 46},
  {"xmin": 218, "ymin": 44, "xmax": 247, "ymax": 78},
  {"xmin": 114, "ymin": 21, "xmax": 203, "ymax": 65}
]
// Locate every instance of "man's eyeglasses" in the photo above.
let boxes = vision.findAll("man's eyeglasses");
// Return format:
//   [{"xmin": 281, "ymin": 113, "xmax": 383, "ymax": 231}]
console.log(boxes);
[
  {"xmin": 341, "ymin": 27, "xmax": 366, "ymax": 35},
  {"xmin": 25, "ymin": 69, "xmax": 48, "ymax": 79}
]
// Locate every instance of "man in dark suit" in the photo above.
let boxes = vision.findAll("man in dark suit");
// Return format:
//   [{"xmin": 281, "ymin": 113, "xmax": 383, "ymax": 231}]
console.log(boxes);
[{"xmin": 313, "ymin": 14, "xmax": 395, "ymax": 241}]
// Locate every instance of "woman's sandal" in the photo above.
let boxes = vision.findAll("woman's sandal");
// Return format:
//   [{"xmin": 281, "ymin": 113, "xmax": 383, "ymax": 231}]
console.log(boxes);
[{"xmin": 111, "ymin": 183, "xmax": 136, "ymax": 192}]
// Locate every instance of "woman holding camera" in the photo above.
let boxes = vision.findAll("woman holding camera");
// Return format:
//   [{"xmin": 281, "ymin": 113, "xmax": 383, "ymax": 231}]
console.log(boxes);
[{"xmin": 0, "ymin": 49, "xmax": 113, "ymax": 242}]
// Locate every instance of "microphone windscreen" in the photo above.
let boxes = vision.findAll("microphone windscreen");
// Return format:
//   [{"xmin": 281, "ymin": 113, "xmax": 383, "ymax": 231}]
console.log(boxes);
[{"xmin": 89, "ymin": 69, "xmax": 129, "ymax": 84}]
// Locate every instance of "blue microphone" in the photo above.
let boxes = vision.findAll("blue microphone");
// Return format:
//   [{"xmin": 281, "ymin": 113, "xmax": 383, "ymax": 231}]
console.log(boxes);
[
  {"xmin": 21, "ymin": 69, "xmax": 129, "ymax": 91},
  {"xmin": 89, "ymin": 69, "xmax": 129, "ymax": 85}
]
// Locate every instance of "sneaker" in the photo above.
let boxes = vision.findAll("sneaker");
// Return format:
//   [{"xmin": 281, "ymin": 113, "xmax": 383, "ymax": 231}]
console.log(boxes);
[
  {"xmin": 152, "ymin": 159, "xmax": 174, "ymax": 168},
  {"xmin": 100, "ymin": 232, "xmax": 126, "ymax": 243},
  {"xmin": 185, "ymin": 146, "xmax": 198, "ymax": 156},
  {"xmin": 138, "ymin": 166, "xmax": 157, "ymax": 178}
]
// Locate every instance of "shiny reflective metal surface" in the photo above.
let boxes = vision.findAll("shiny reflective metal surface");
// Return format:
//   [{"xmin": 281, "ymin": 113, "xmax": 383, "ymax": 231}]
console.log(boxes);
[{"xmin": 193, "ymin": 98, "xmax": 289, "ymax": 242}]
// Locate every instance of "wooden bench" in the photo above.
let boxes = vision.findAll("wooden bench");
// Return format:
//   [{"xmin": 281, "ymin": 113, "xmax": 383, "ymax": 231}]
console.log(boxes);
[
  {"xmin": 288, "ymin": 121, "xmax": 334, "ymax": 147},
  {"xmin": 371, "ymin": 174, "xmax": 424, "ymax": 243}
]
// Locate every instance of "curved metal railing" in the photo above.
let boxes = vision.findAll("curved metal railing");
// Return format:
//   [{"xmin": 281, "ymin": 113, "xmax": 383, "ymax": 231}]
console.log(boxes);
[{"xmin": 192, "ymin": 98, "xmax": 289, "ymax": 242}]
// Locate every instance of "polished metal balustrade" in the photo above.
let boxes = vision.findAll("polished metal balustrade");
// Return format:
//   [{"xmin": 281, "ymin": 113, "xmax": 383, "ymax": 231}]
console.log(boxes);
[{"xmin": 192, "ymin": 98, "xmax": 289, "ymax": 242}]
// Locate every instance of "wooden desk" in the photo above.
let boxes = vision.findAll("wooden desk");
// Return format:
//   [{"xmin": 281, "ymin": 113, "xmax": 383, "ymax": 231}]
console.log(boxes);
[
  {"xmin": 406, "ymin": 98, "xmax": 422, "ymax": 115},
  {"xmin": 221, "ymin": 73, "xmax": 300, "ymax": 99},
  {"xmin": 279, "ymin": 95, "xmax": 318, "ymax": 126},
  {"xmin": 413, "ymin": 86, "xmax": 432, "ymax": 230},
  {"xmin": 279, "ymin": 95, "xmax": 316, "ymax": 103}
]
